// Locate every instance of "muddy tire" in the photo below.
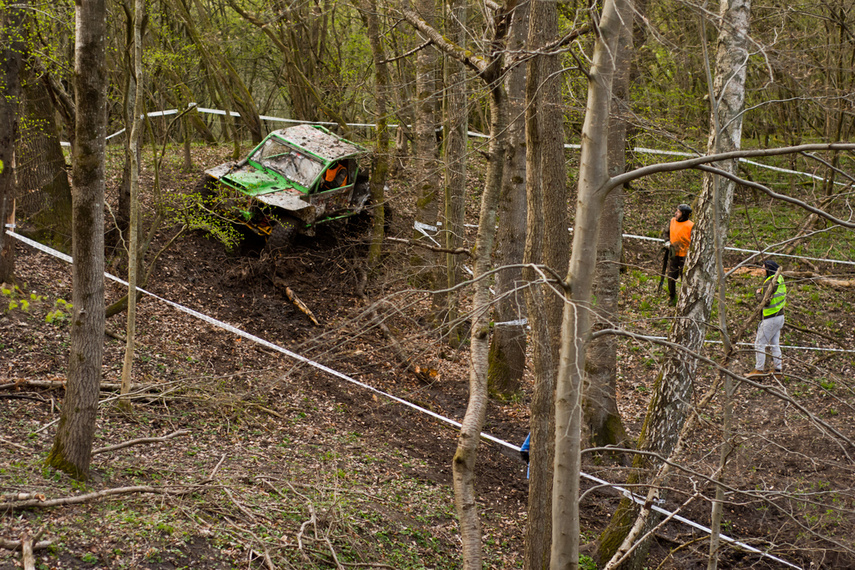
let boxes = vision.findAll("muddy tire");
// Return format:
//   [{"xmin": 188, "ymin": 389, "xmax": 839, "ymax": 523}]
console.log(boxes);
[{"xmin": 265, "ymin": 217, "xmax": 299, "ymax": 254}]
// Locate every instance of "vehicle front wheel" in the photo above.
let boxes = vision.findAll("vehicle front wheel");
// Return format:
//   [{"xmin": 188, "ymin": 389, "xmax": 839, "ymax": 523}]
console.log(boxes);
[{"xmin": 264, "ymin": 217, "xmax": 299, "ymax": 254}]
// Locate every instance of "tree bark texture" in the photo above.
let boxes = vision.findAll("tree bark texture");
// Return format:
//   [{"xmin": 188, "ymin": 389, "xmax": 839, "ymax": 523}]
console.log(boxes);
[
  {"xmin": 552, "ymin": 0, "xmax": 628, "ymax": 567},
  {"xmin": 522, "ymin": 2, "xmax": 558, "ymax": 567},
  {"xmin": 583, "ymin": 0, "xmax": 633, "ymax": 449},
  {"xmin": 410, "ymin": 0, "xmax": 440, "ymax": 290},
  {"xmin": 46, "ymin": 0, "xmax": 108, "ymax": 481},
  {"xmin": 361, "ymin": 0, "xmax": 390, "ymax": 269},
  {"xmin": 537, "ymin": 3, "xmax": 569, "ymax": 362},
  {"xmin": 453, "ymin": 80, "xmax": 507, "ymax": 570},
  {"xmin": 0, "ymin": 0, "xmax": 25, "ymax": 283},
  {"xmin": 443, "ymin": 0, "xmax": 468, "ymax": 346},
  {"xmin": 120, "ymin": 0, "xmax": 145, "ymax": 401},
  {"xmin": 597, "ymin": 0, "xmax": 750, "ymax": 566},
  {"xmin": 14, "ymin": 46, "xmax": 73, "ymax": 251},
  {"xmin": 488, "ymin": 0, "xmax": 528, "ymax": 396}
]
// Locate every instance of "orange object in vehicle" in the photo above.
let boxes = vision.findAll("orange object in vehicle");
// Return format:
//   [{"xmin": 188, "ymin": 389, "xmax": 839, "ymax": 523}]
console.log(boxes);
[{"xmin": 323, "ymin": 163, "xmax": 347, "ymax": 187}]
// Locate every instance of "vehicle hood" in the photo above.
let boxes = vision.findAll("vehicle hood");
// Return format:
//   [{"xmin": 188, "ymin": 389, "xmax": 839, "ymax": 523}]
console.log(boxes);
[{"xmin": 208, "ymin": 162, "xmax": 306, "ymax": 197}]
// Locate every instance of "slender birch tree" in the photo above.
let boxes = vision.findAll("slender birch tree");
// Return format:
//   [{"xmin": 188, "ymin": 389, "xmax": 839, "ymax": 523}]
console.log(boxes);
[
  {"xmin": 597, "ymin": 0, "xmax": 753, "ymax": 565},
  {"xmin": 402, "ymin": 5, "xmax": 513, "ymax": 567}
]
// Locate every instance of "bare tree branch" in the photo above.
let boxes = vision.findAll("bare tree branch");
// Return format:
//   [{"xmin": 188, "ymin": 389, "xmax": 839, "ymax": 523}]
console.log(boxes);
[{"xmin": 92, "ymin": 429, "xmax": 190, "ymax": 456}]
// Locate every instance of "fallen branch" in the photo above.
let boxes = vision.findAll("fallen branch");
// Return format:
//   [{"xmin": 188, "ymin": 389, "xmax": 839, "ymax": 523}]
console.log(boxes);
[
  {"xmin": 92, "ymin": 429, "xmax": 190, "ymax": 456},
  {"xmin": 782, "ymin": 271, "xmax": 855, "ymax": 288},
  {"xmin": 0, "ymin": 537, "xmax": 51, "ymax": 551},
  {"xmin": 285, "ymin": 286, "xmax": 320, "ymax": 326},
  {"xmin": 21, "ymin": 535, "xmax": 34, "ymax": 570},
  {"xmin": 1, "ymin": 493, "xmax": 45, "ymax": 503},
  {"xmin": 0, "ymin": 437, "xmax": 28, "ymax": 451},
  {"xmin": 0, "ymin": 378, "xmax": 163, "ymax": 392},
  {"xmin": 4, "ymin": 485, "xmax": 180, "ymax": 510}
]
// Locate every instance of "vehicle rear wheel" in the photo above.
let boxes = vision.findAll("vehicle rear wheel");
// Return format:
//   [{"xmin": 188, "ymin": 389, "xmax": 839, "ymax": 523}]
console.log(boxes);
[{"xmin": 264, "ymin": 217, "xmax": 299, "ymax": 254}]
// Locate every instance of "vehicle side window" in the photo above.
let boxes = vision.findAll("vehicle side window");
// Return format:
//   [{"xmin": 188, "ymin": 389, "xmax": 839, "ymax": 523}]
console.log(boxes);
[{"xmin": 319, "ymin": 161, "xmax": 349, "ymax": 191}]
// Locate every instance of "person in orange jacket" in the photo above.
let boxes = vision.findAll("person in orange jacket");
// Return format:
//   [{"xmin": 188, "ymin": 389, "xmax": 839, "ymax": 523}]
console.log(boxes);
[
  {"xmin": 320, "ymin": 163, "xmax": 348, "ymax": 190},
  {"xmin": 661, "ymin": 203, "xmax": 694, "ymax": 306}
]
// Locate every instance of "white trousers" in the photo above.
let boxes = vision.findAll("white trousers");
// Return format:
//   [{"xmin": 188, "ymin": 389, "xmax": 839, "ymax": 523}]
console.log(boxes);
[{"xmin": 754, "ymin": 314, "xmax": 784, "ymax": 371}]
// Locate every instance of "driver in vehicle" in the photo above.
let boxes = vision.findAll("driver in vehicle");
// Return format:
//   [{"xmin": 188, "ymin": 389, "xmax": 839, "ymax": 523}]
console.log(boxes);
[{"xmin": 321, "ymin": 163, "xmax": 348, "ymax": 190}]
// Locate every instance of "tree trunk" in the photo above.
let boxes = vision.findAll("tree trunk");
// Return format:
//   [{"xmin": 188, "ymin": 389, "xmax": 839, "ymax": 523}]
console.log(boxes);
[
  {"xmin": 116, "ymin": 0, "xmax": 135, "ymax": 236},
  {"xmin": 597, "ymin": 0, "xmax": 751, "ymax": 566},
  {"xmin": 454, "ymin": 78, "xmax": 507, "ymax": 570},
  {"xmin": 522, "ymin": 2, "xmax": 559, "ymax": 567},
  {"xmin": 551, "ymin": 0, "xmax": 628, "ymax": 567},
  {"xmin": 120, "ymin": 0, "xmax": 145, "ymax": 403},
  {"xmin": 443, "ymin": 0, "xmax": 469, "ymax": 348},
  {"xmin": 410, "ymin": 0, "xmax": 440, "ymax": 290},
  {"xmin": 360, "ymin": 0, "xmax": 390, "ymax": 269},
  {"xmin": 15, "ymin": 62, "xmax": 73, "ymax": 251},
  {"xmin": 399, "ymin": 7, "xmax": 512, "ymax": 568},
  {"xmin": 46, "ymin": 0, "xmax": 108, "ymax": 481},
  {"xmin": 538, "ymin": 3, "xmax": 569, "ymax": 361},
  {"xmin": 0, "ymin": 0, "xmax": 25, "ymax": 283},
  {"xmin": 488, "ymin": 0, "xmax": 528, "ymax": 397},
  {"xmin": 583, "ymin": 0, "xmax": 634, "ymax": 450}
]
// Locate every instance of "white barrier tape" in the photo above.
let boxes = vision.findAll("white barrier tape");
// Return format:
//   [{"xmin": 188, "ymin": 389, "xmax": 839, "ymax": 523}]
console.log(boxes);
[
  {"xmin": 413, "ymin": 220, "xmax": 441, "ymax": 247},
  {"xmin": 623, "ymin": 232, "xmax": 855, "ymax": 267},
  {"xmin": 656, "ymin": 336, "xmax": 855, "ymax": 355},
  {"xmin": 494, "ymin": 318, "xmax": 527, "ymax": 327},
  {"xmin": 7, "ymin": 228, "xmax": 801, "ymax": 569},
  {"xmin": 61, "ymin": 104, "xmax": 839, "ymax": 189},
  {"xmin": 580, "ymin": 470, "xmax": 802, "ymax": 569}
]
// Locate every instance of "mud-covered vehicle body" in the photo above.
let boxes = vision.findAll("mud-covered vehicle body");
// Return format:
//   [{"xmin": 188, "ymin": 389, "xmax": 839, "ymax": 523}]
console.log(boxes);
[{"xmin": 198, "ymin": 124, "xmax": 370, "ymax": 249}]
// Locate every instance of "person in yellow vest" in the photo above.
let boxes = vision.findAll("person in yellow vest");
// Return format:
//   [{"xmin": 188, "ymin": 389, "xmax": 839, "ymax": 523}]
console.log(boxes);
[
  {"xmin": 744, "ymin": 260, "xmax": 786, "ymax": 379},
  {"xmin": 661, "ymin": 203, "xmax": 694, "ymax": 306}
]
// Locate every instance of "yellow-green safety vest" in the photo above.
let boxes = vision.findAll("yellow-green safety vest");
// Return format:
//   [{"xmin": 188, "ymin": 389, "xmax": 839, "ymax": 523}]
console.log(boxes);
[{"xmin": 763, "ymin": 274, "xmax": 786, "ymax": 318}]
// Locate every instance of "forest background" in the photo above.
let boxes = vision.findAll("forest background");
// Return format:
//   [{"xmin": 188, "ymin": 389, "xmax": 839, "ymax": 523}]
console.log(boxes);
[{"xmin": 1, "ymin": 0, "xmax": 855, "ymax": 569}]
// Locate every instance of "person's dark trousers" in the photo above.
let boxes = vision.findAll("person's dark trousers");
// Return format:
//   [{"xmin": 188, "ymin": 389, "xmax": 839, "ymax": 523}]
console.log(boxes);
[{"xmin": 667, "ymin": 255, "xmax": 686, "ymax": 304}]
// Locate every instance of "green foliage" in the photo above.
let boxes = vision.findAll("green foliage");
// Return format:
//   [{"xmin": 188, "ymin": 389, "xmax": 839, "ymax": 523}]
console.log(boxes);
[
  {"xmin": 169, "ymin": 190, "xmax": 243, "ymax": 251},
  {"xmin": 45, "ymin": 299, "xmax": 72, "ymax": 325}
]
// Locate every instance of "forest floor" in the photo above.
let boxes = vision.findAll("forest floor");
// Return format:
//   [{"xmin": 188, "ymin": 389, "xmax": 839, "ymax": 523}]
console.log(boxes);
[{"xmin": 2, "ymin": 143, "xmax": 854, "ymax": 569}]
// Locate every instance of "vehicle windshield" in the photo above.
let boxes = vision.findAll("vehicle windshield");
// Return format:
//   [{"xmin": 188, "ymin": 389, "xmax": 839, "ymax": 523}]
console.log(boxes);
[{"xmin": 251, "ymin": 137, "xmax": 324, "ymax": 188}]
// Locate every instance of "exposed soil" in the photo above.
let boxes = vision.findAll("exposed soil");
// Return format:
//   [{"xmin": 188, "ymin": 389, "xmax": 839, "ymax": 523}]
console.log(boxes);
[{"xmin": 2, "ymin": 147, "xmax": 854, "ymax": 569}]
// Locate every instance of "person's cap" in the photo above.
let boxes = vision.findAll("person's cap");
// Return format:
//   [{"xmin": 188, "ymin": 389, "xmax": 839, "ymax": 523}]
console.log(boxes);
[
  {"xmin": 677, "ymin": 203, "xmax": 692, "ymax": 215},
  {"xmin": 763, "ymin": 260, "xmax": 780, "ymax": 272}
]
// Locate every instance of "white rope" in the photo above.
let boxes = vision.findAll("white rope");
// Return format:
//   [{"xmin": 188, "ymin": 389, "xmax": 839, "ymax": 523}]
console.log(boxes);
[
  {"xmin": 59, "ymin": 105, "xmax": 844, "ymax": 188},
  {"xmin": 7, "ymin": 229, "xmax": 803, "ymax": 568},
  {"xmin": 624, "ymin": 232, "xmax": 855, "ymax": 267}
]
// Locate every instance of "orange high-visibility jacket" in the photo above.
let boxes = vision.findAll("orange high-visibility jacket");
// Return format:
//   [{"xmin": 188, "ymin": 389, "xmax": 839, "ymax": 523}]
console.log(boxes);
[
  {"xmin": 669, "ymin": 218, "xmax": 694, "ymax": 257},
  {"xmin": 323, "ymin": 164, "xmax": 347, "ymax": 186}
]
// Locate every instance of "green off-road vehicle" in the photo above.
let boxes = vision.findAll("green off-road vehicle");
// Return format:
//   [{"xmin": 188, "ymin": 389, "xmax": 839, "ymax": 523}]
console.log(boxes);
[{"xmin": 197, "ymin": 124, "xmax": 370, "ymax": 251}]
